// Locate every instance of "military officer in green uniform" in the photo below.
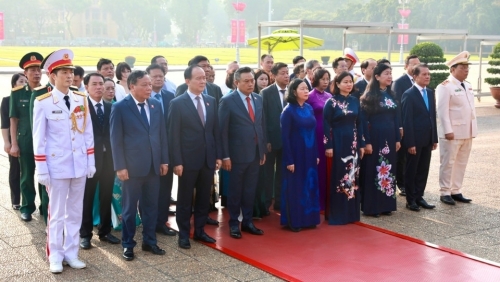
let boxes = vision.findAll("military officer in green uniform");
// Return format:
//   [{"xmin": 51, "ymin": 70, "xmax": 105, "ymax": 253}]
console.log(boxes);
[
  {"xmin": 29, "ymin": 51, "xmax": 80, "ymax": 224},
  {"xmin": 9, "ymin": 52, "xmax": 44, "ymax": 221}
]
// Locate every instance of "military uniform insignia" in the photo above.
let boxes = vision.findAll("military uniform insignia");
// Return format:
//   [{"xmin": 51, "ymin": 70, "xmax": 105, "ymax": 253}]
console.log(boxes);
[
  {"xmin": 63, "ymin": 53, "xmax": 69, "ymax": 60},
  {"xmin": 52, "ymin": 110, "xmax": 63, "ymax": 114},
  {"xmin": 69, "ymin": 85, "xmax": 78, "ymax": 91},
  {"xmin": 34, "ymin": 85, "xmax": 46, "ymax": 91},
  {"xmin": 454, "ymin": 89, "xmax": 462, "ymax": 92},
  {"xmin": 11, "ymin": 85, "xmax": 24, "ymax": 91},
  {"xmin": 30, "ymin": 55, "xmax": 36, "ymax": 61},
  {"xmin": 73, "ymin": 91, "xmax": 86, "ymax": 97},
  {"xmin": 36, "ymin": 92, "xmax": 52, "ymax": 101},
  {"xmin": 441, "ymin": 80, "xmax": 449, "ymax": 85}
]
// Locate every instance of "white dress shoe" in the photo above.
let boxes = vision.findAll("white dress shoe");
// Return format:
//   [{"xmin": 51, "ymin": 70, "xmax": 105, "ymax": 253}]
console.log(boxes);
[
  {"xmin": 63, "ymin": 258, "xmax": 86, "ymax": 269},
  {"xmin": 49, "ymin": 262, "xmax": 63, "ymax": 273}
]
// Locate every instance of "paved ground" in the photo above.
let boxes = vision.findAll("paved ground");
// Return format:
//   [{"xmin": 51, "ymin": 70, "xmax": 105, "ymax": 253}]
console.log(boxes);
[{"xmin": 0, "ymin": 97, "xmax": 499, "ymax": 281}]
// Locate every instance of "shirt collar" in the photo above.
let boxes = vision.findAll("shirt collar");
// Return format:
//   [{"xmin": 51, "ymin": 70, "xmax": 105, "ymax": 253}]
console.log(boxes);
[
  {"xmin": 275, "ymin": 83, "xmax": 287, "ymax": 92},
  {"xmin": 131, "ymin": 95, "xmax": 148, "ymax": 106},
  {"xmin": 88, "ymin": 96, "xmax": 103, "ymax": 106},
  {"xmin": 187, "ymin": 90, "xmax": 203, "ymax": 101},
  {"xmin": 406, "ymin": 73, "xmax": 414, "ymax": 83},
  {"xmin": 414, "ymin": 83, "xmax": 426, "ymax": 92},
  {"xmin": 237, "ymin": 89, "xmax": 252, "ymax": 100}
]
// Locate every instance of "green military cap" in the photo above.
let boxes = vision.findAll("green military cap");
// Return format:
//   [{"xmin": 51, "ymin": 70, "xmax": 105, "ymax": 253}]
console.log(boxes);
[{"xmin": 19, "ymin": 52, "xmax": 44, "ymax": 70}]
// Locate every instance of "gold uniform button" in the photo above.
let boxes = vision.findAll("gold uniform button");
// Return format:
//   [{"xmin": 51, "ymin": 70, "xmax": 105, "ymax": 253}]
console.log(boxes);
[
  {"xmin": 51, "ymin": 154, "xmax": 55, "ymax": 156},
  {"xmin": 72, "ymin": 138, "xmax": 75, "ymax": 141},
  {"xmin": 73, "ymin": 149, "xmax": 75, "ymax": 152}
]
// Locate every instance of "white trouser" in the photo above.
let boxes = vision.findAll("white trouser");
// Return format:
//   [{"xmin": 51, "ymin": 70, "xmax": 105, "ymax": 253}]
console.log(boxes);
[
  {"xmin": 47, "ymin": 176, "xmax": 86, "ymax": 263},
  {"xmin": 439, "ymin": 138, "xmax": 472, "ymax": 196}
]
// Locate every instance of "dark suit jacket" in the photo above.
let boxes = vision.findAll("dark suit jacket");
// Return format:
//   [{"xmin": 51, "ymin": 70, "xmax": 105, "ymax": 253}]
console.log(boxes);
[
  {"xmin": 353, "ymin": 78, "xmax": 368, "ymax": 99},
  {"xmin": 261, "ymin": 83, "xmax": 287, "ymax": 150},
  {"xmin": 110, "ymin": 95, "xmax": 169, "ymax": 177},
  {"xmin": 156, "ymin": 89, "xmax": 175, "ymax": 126},
  {"xmin": 87, "ymin": 98, "xmax": 112, "ymax": 175},
  {"xmin": 304, "ymin": 78, "xmax": 312, "ymax": 92},
  {"xmin": 401, "ymin": 86, "xmax": 438, "ymax": 148},
  {"xmin": 175, "ymin": 82, "xmax": 223, "ymax": 106},
  {"xmin": 392, "ymin": 74, "xmax": 413, "ymax": 104},
  {"xmin": 219, "ymin": 91, "xmax": 266, "ymax": 163},
  {"xmin": 168, "ymin": 93, "xmax": 222, "ymax": 170}
]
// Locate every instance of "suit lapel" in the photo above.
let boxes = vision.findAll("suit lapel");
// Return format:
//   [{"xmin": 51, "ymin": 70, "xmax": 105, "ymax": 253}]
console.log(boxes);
[
  {"xmin": 87, "ymin": 97, "xmax": 103, "ymax": 131},
  {"xmin": 251, "ymin": 93, "xmax": 262, "ymax": 121},
  {"xmin": 412, "ymin": 86, "xmax": 428, "ymax": 112},
  {"xmin": 232, "ymin": 92, "xmax": 253, "ymax": 123},
  {"xmin": 147, "ymin": 97, "xmax": 157, "ymax": 127},
  {"xmin": 126, "ymin": 96, "xmax": 149, "ymax": 130},
  {"xmin": 183, "ymin": 93, "xmax": 205, "ymax": 128},
  {"xmin": 273, "ymin": 85, "xmax": 283, "ymax": 110},
  {"xmin": 53, "ymin": 92, "xmax": 70, "ymax": 115}
]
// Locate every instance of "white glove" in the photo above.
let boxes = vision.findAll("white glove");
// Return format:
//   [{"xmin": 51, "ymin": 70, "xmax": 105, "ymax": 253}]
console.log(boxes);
[
  {"xmin": 87, "ymin": 166, "xmax": 96, "ymax": 178},
  {"xmin": 38, "ymin": 174, "xmax": 51, "ymax": 187}
]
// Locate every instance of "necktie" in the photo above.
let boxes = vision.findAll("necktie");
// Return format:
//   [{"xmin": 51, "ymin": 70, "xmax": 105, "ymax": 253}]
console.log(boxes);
[
  {"xmin": 138, "ymin": 103, "xmax": 149, "ymax": 128},
  {"xmin": 460, "ymin": 82, "xmax": 466, "ymax": 91},
  {"xmin": 95, "ymin": 103, "xmax": 104, "ymax": 126},
  {"xmin": 422, "ymin": 88, "xmax": 429, "ymax": 111},
  {"xmin": 246, "ymin": 97, "xmax": 255, "ymax": 122},
  {"xmin": 154, "ymin": 93, "xmax": 161, "ymax": 101},
  {"xmin": 195, "ymin": 96, "xmax": 205, "ymax": 126},
  {"xmin": 63, "ymin": 95, "xmax": 70, "ymax": 110},
  {"xmin": 279, "ymin": 89, "xmax": 286, "ymax": 108}
]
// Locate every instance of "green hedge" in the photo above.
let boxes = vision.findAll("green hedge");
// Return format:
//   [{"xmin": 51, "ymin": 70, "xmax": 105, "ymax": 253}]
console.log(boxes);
[
  {"xmin": 410, "ymin": 42, "xmax": 448, "ymax": 90},
  {"xmin": 486, "ymin": 43, "xmax": 500, "ymax": 86}
]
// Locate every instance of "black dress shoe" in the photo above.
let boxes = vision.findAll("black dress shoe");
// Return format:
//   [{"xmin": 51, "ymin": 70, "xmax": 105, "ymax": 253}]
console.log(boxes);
[
  {"xmin": 193, "ymin": 232, "xmax": 216, "ymax": 243},
  {"xmin": 12, "ymin": 205, "xmax": 20, "ymax": 210},
  {"xmin": 20, "ymin": 213, "xmax": 32, "ymax": 222},
  {"xmin": 178, "ymin": 238, "xmax": 191, "ymax": 249},
  {"xmin": 141, "ymin": 244, "xmax": 166, "ymax": 255},
  {"xmin": 406, "ymin": 202, "xmax": 420, "ymax": 212},
  {"xmin": 440, "ymin": 195, "xmax": 456, "ymax": 205},
  {"xmin": 273, "ymin": 205, "xmax": 281, "ymax": 211},
  {"xmin": 241, "ymin": 223, "xmax": 264, "ymax": 235},
  {"xmin": 381, "ymin": 211, "xmax": 392, "ymax": 216},
  {"xmin": 206, "ymin": 217, "xmax": 219, "ymax": 226},
  {"xmin": 229, "ymin": 227, "xmax": 242, "ymax": 239},
  {"xmin": 168, "ymin": 210, "xmax": 176, "ymax": 215},
  {"xmin": 123, "ymin": 248, "xmax": 134, "ymax": 261},
  {"xmin": 416, "ymin": 199, "xmax": 436, "ymax": 209},
  {"xmin": 170, "ymin": 197, "xmax": 177, "ymax": 205},
  {"xmin": 80, "ymin": 237, "xmax": 91, "ymax": 249},
  {"xmin": 99, "ymin": 233, "xmax": 121, "ymax": 244},
  {"xmin": 156, "ymin": 225, "xmax": 176, "ymax": 236},
  {"xmin": 287, "ymin": 225, "xmax": 302, "ymax": 232},
  {"xmin": 363, "ymin": 213, "xmax": 380, "ymax": 218},
  {"xmin": 263, "ymin": 210, "xmax": 270, "ymax": 216},
  {"xmin": 451, "ymin": 194, "xmax": 472, "ymax": 203},
  {"xmin": 398, "ymin": 187, "xmax": 406, "ymax": 196}
]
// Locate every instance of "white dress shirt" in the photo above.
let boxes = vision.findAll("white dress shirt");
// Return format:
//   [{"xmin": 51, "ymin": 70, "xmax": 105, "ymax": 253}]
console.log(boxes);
[
  {"xmin": 187, "ymin": 91, "xmax": 206, "ymax": 121},
  {"xmin": 131, "ymin": 96, "xmax": 150, "ymax": 123}
]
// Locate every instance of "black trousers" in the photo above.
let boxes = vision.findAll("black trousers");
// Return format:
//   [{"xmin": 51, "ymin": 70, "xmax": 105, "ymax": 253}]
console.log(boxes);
[
  {"xmin": 264, "ymin": 148, "xmax": 282, "ymax": 209},
  {"xmin": 156, "ymin": 169, "xmax": 174, "ymax": 228},
  {"xmin": 176, "ymin": 165, "xmax": 213, "ymax": 240},
  {"xmin": 228, "ymin": 151, "xmax": 260, "ymax": 228},
  {"xmin": 396, "ymin": 145, "xmax": 406, "ymax": 188},
  {"xmin": 8, "ymin": 155, "xmax": 20, "ymax": 205},
  {"xmin": 404, "ymin": 145, "xmax": 432, "ymax": 204},
  {"xmin": 80, "ymin": 152, "xmax": 115, "ymax": 238}
]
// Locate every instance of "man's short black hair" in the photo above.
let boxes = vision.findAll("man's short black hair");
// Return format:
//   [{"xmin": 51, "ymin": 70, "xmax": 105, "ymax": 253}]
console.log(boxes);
[
  {"xmin": 74, "ymin": 66, "xmax": 85, "ymax": 77},
  {"xmin": 151, "ymin": 55, "xmax": 165, "ymax": 65},
  {"xmin": 293, "ymin": 62, "xmax": 304, "ymax": 75},
  {"xmin": 271, "ymin": 62, "xmax": 288, "ymax": 76},
  {"xmin": 146, "ymin": 63, "xmax": 166, "ymax": 75},
  {"xmin": 377, "ymin": 58, "xmax": 391, "ymax": 65},
  {"xmin": 332, "ymin": 57, "xmax": 345, "ymax": 69},
  {"xmin": 405, "ymin": 55, "xmax": 419, "ymax": 66},
  {"xmin": 412, "ymin": 63, "xmax": 429, "ymax": 76},
  {"xmin": 234, "ymin": 66, "xmax": 254, "ymax": 81},
  {"xmin": 83, "ymin": 72, "xmax": 105, "ymax": 86},
  {"xmin": 292, "ymin": 55, "xmax": 306, "ymax": 65},
  {"xmin": 97, "ymin": 58, "xmax": 114, "ymax": 71},
  {"xmin": 127, "ymin": 70, "xmax": 148, "ymax": 89},
  {"xmin": 115, "ymin": 62, "xmax": 132, "ymax": 80},
  {"xmin": 188, "ymin": 55, "xmax": 210, "ymax": 66}
]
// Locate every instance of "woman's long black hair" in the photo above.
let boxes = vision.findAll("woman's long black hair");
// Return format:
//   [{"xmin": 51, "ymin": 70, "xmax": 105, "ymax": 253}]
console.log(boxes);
[{"xmin": 360, "ymin": 63, "xmax": 395, "ymax": 114}]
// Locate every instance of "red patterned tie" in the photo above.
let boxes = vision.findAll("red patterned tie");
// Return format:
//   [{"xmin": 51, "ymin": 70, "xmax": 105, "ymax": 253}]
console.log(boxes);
[{"xmin": 246, "ymin": 97, "xmax": 255, "ymax": 122}]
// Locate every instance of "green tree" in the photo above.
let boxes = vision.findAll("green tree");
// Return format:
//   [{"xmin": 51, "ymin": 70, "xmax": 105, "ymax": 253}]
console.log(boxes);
[
  {"xmin": 46, "ymin": 0, "xmax": 92, "ymax": 40},
  {"xmin": 410, "ymin": 42, "xmax": 448, "ymax": 90},
  {"xmin": 168, "ymin": 0, "xmax": 208, "ymax": 45}
]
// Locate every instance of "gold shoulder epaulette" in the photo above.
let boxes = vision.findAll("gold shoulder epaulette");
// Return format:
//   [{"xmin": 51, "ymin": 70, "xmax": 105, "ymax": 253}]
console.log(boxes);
[
  {"xmin": 441, "ymin": 80, "xmax": 449, "ymax": 85},
  {"xmin": 69, "ymin": 85, "xmax": 79, "ymax": 91},
  {"xmin": 11, "ymin": 85, "xmax": 24, "ymax": 91},
  {"xmin": 34, "ymin": 85, "xmax": 47, "ymax": 91},
  {"xmin": 73, "ymin": 91, "xmax": 86, "ymax": 97},
  {"xmin": 36, "ymin": 92, "xmax": 52, "ymax": 101}
]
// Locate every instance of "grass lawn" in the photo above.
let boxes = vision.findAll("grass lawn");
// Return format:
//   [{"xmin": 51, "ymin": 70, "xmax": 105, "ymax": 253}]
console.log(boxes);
[{"xmin": 0, "ymin": 46, "xmax": 481, "ymax": 67}]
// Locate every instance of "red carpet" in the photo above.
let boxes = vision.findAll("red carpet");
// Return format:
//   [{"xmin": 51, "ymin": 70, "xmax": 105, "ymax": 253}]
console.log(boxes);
[{"xmin": 169, "ymin": 209, "xmax": 500, "ymax": 282}]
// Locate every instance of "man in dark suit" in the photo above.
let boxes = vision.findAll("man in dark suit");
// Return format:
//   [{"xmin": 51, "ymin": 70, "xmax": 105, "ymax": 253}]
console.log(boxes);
[
  {"xmin": 401, "ymin": 64, "xmax": 438, "ymax": 212},
  {"xmin": 391, "ymin": 55, "xmax": 420, "ymax": 196},
  {"xmin": 175, "ymin": 55, "xmax": 222, "ymax": 226},
  {"xmin": 175, "ymin": 55, "xmax": 223, "ymax": 106},
  {"xmin": 80, "ymin": 73, "xmax": 120, "ymax": 249},
  {"xmin": 110, "ymin": 70, "xmax": 169, "ymax": 261},
  {"xmin": 146, "ymin": 64, "xmax": 177, "ymax": 237},
  {"xmin": 168, "ymin": 65, "xmax": 222, "ymax": 249},
  {"xmin": 352, "ymin": 58, "xmax": 376, "ymax": 99},
  {"xmin": 304, "ymin": 59, "xmax": 320, "ymax": 91},
  {"xmin": 261, "ymin": 62, "xmax": 289, "ymax": 212},
  {"xmin": 219, "ymin": 67, "xmax": 266, "ymax": 239}
]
